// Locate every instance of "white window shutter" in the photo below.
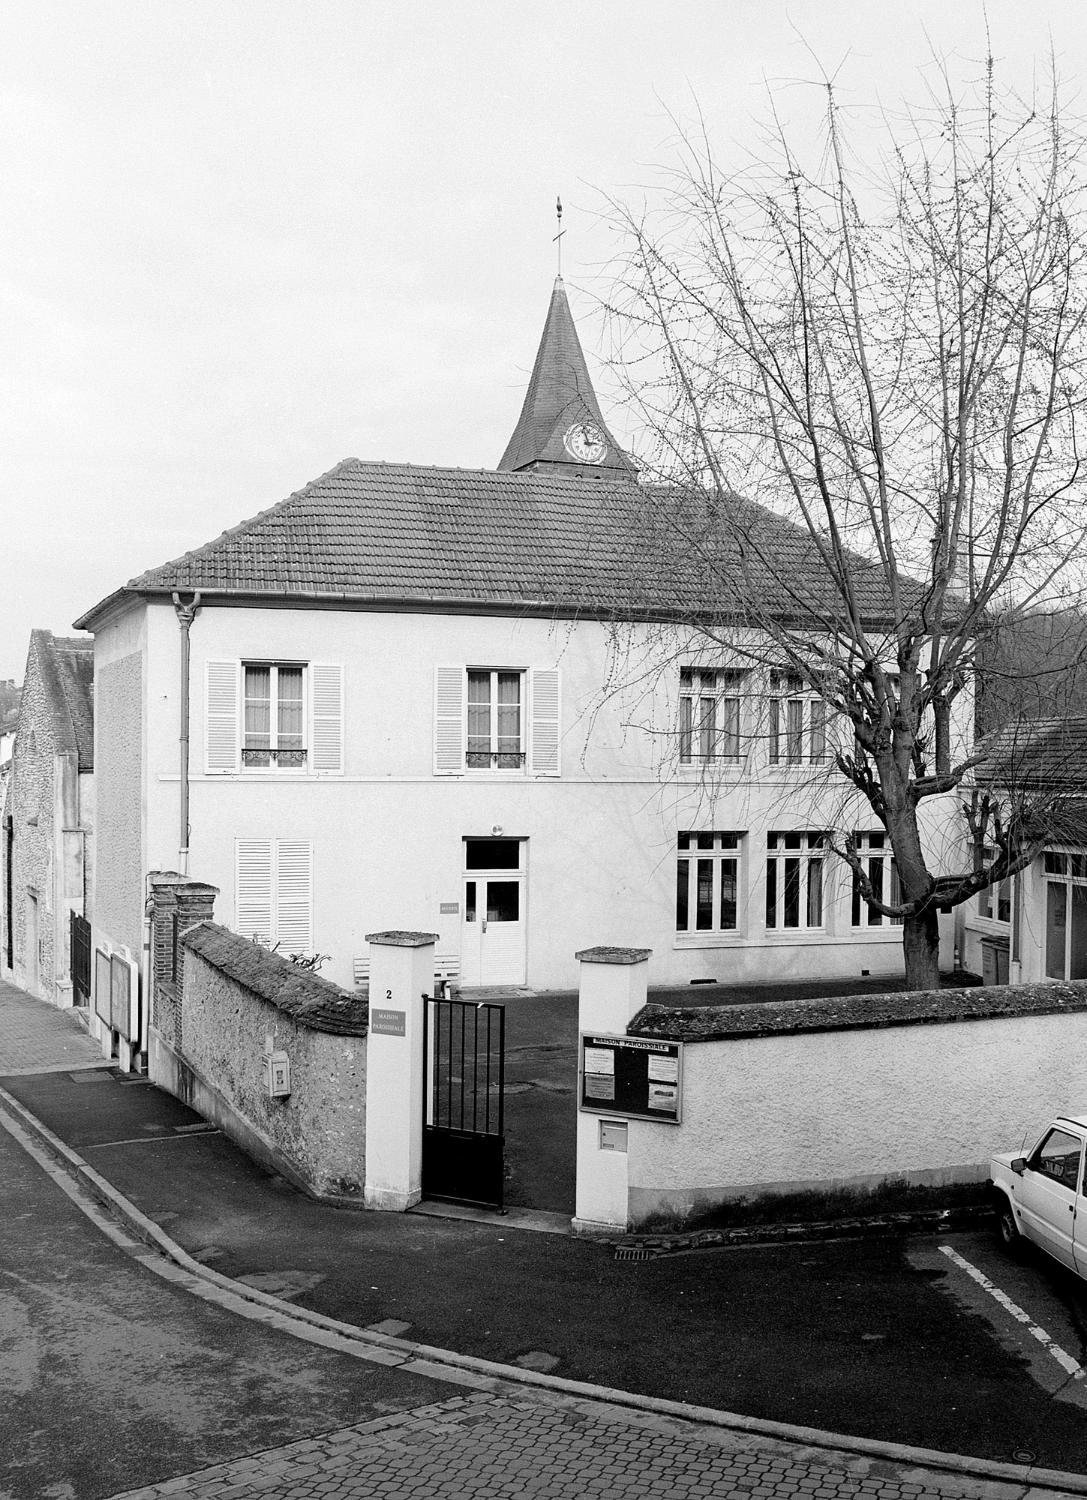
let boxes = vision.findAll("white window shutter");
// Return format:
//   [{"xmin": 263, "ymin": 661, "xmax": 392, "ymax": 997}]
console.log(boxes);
[
  {"xmin": 310, "ymin": 663, "xmax": 344, "ymax": 774},
  {"xmin": 236, "ymin": 840, "xmax": 273, "ymax": 944},
  {"xmin": 434, "ymin": 666, "xmax": 466, "ymax": 775},
  {"xmin": 276, "ymin": 840, "xmax": 313, "ymax": 953},
  {"xmin": 530, "ymin": 669, "xmax": 561, "ymax": 777},
  {"xmin": 206, "ymin": 661, "xmax": 239, "ymax": 773}
]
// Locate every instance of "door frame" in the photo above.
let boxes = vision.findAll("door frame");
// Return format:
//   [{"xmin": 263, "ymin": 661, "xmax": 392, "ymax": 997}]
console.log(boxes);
[{"xmin": 461, "ymin": 837, "xmax": 527, "ymax": 987}]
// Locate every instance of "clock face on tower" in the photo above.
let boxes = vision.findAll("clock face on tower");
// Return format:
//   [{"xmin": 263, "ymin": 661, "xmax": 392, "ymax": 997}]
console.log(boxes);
[{"xmin": 563, "ymin": 421, "xmax": 608, "ymax": 465}]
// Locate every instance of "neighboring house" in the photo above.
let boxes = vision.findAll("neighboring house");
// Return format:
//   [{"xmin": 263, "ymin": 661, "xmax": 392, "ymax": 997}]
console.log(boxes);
[
  {"xmin": 963, "ymin": 717, "xmax": 1087, "ymax": 985},
  {"xmin": 1, "ymin": 632, "xmax": 94, "ymax": 1004},
  {"xmin": 0, "ymin": 697, "xmax": 18, "ymax": 825},
  {"xmin": 74, "ymin": 276, "xmax": 962, "ymax": 1044}
]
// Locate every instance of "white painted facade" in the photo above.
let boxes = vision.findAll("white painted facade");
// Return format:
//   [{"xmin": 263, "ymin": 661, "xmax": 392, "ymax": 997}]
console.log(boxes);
[{"xmin": 89, "ymin": 592, "xmax": 961, "ymax": 996}]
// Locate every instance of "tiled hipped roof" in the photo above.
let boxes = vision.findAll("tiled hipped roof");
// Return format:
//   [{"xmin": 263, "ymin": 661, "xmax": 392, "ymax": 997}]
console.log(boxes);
[
  {"xmin": 978, "ymin": 717, "xmax": 1087, "ymax": 790},
  {"xmin": 75, "ymin": 459, "xmax": 902, "ymax": 629}
]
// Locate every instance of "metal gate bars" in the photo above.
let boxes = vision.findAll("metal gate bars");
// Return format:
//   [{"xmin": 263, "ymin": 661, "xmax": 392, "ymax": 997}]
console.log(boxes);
[
  {"xmin": 422, "ymin": 996, "xmax": 505, "ymax": 1210},
  {"xmin": 70, "ymin": 912, "xmax": 92, "ymax": 1006}
]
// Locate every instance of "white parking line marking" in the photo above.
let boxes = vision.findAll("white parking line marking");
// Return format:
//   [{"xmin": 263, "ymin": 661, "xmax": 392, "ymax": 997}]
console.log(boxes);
[{"xmin": 938, "ymin": 1244, "xmax": 1085, "ymax": 1380}]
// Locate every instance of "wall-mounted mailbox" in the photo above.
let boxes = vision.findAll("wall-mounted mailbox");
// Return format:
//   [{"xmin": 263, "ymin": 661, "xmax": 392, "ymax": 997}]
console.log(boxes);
[
  {"xmin": 265, "ymin": 1051, "xmax": 292, "ymax": 1098},
  {"xmin": 599, "ymin": 1119, "xmax": 628, "ymax": 1153}
]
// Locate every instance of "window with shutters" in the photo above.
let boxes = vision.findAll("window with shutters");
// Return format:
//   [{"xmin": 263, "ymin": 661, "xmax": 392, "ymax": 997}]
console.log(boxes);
[
  {"xmin": 434, "ymin": 666, "xmax": 561, "ymax": 777},
  {"xmin": 235, "ymin": 839, "xmax": 314, "ymax": 953},
  {"xmin": 679, "ymin": 669, "xmax": 746, "ymax": 766},
  {"xmin": 205, "ymin": 660, "xmax": 343, "ymax": 776},
  {"xmin": 243, "ymin": 663, "xmax": 306, "ymax": 769},
  {"xmin": 676, "ymin": 831, "xmax": 744, "ymax": 936},
  {"xmin": 467, "ymin": 669, "xmax": 525, "ymax": 769},
  {"xmin": 768, "ymin": 672, "xmax": 827, "ymax": 766}
]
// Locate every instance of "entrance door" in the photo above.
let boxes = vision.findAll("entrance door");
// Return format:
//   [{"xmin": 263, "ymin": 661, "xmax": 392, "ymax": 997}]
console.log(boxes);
[{"xmin": 461, "ymin": 839, "xmax": 526, "ymax": 986}]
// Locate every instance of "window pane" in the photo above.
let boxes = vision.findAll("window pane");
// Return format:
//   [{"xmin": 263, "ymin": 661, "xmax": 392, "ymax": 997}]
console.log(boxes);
[
  {"xmin": 277, "ymin": 666, "xmax": 304, "ymax": 753},
  {"xmin": 783, "ymin": 857, "xmax": 800, "ymax": 927},
  {"xmin": 868, "ymin": 856, "xmax": 884, "ymax": 925},
  {"xmin": 851, "ymin": 869, "xmax": 862, "ymax": 926},
  {"xmin": 1032, "ymin": 1129, "xmax": 1082, "ymax": 1189},
  {"xmin": 698, "ymin": 696, "xmax": 716, "ymax": 760},
  {"xmin": 786, "ymin": 700, "xmax": 804, "ymax": 762},
  {"xmin": 721, "ymin": 697, "xmax": 740, "ymax": 759},
  {"xmin": 465, "ymin": 839, "xmax": 520, "ymax": 870},
  {"xmin": 769, "ymin": 699, "xmax": 780, "ymax": 764},
  {"xmin": 810, "ymin": 698, "xmax": 826, "ymax": 762},
  {"xmin": 677, "ymin": 832, "xmax": 691, "ymax": 850},
  {"xmin": 1046, "ymin": 881, "xmax": 1068, "ymax": 978},
  {"xmin": 244, "ymin": 665, "xmax": 271, "ymax": 747},
  {"xmin": 467, "ymin": 671, "xmax": 491, "ymax": 758},
  {"xmin": 486, "ymin": 881, "xmax": 519, "ymax": 922},
  {"xmin": 676, "ymin": 859, "xmax": 689, "ymax": 930},
  {"xmin": 465, "ymin": 881, "xmax": 477, "ymax": 922},
  {"xmin": 997, "ymin": 879, "xmax": 1011, "ymax": 924},
  {"xmin": 695, "ymin": 859, "xmax": 714, "ymax": 930},
  {"xmin": 679, "ymin": 696, "xmax": 693, "ymax": 764},
  {"xmin": 720, "ymin": 859, "xmax": 737, "ymax": 929},
  {"xmin": 696, "ymin": 832, "xmax": 714, "ymax": 850},
  {"xmin": 807, "ymin": 858, "xmax": 823, "ymax": 927},
  {"xmin": 496, "ymin": 673, "xmax": 521, "ymax": 762},
  {"xmin": 765, "ymin": 859, "xmax": 777, "ymax": 928},
  {"xmin": 1045, "ymin": 851, "xmax": 1067, "ymax": 874}
]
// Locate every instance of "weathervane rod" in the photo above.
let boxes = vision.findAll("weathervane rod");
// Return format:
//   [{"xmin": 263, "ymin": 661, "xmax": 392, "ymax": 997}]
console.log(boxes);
[{"xmin": 553, "ymin": 195, "xmax": 564, "ymax": 276}]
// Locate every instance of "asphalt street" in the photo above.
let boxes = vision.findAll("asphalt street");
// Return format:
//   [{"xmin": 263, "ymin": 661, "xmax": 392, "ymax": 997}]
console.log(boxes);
[
  {"xmin": 5, "ymin": 1062, "xmax": 1087, "ymax": 1475},
  {"xmin": 0, "ymin": 1117, "xmax": 454, "ymax": 1500}
]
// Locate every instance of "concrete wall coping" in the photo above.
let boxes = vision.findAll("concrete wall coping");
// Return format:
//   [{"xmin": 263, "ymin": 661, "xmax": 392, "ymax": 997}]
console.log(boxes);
[
  {"xmin": 629, "ymin": 979, "xmax": 1087, "ymax": 1043},
  {"xmin": 575, "ymin": 945, "xmax": 653, "ymax": 965},
  {"xmin": 183, "ymin": 922, "xmax": 367, "ymax": 1036},
  {"xmin": 364, "ymin": 930, "xmax": 440, "ymax": 948},
  {"xmin": 148, "ymin": 870, "xmax": 220, "ymax": 896}
]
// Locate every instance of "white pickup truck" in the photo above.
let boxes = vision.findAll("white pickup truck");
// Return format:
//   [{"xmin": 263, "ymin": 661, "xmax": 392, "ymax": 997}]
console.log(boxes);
[{"xmin": 990, "ymin": 1111, "xmax": 1087, "ymax": 1275}]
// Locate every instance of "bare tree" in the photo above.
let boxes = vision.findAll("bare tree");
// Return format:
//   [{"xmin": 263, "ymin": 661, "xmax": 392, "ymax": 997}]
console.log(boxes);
[{"xmin": 603, "ymin": 50, "xmax": 1087, "ymax": 988}]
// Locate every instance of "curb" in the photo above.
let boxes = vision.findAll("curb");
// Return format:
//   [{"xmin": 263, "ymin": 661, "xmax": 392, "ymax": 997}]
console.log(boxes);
[
  {"xmin": 2, "ymin": 1083, "xmax": 1085, "ymax": 1497},
  {"xmin": 613, "ymin": 1203, "xmax": 995, "ymax": 1257}
]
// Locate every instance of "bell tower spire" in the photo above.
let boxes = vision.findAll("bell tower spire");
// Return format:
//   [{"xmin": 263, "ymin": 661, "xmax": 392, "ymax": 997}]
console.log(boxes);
[{"xmin": 497, "ymin": 213, "xmax": 637, "ymax": 479}]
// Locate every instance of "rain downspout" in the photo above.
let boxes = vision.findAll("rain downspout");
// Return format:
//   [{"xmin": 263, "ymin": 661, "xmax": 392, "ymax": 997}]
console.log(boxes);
[{"xmin": 172, "ymin": 592, "xmax": 202, "ymax": 875}]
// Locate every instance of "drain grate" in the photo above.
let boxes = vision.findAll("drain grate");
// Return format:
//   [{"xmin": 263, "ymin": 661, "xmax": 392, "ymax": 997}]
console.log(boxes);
[{"xmin": 614, "ymin": 1245, "xmax": 652, "ymax": 1262}]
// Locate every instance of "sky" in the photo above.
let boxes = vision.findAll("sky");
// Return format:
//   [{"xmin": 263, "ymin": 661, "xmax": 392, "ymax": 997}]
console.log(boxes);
[{"xmin": 4, "ymin": 0, "xmax": 1087, "ymax": 681}]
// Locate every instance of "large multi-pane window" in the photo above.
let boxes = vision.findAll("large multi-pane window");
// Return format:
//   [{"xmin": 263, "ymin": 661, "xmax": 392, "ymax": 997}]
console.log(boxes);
[
  {"xmin": 1044, "ymin": 849, "xmax": 1087, "ymax": 980},
  {"xmin": 679, "ymin": 669, "xmax": 744, "ymax": 765},
  {"xmin": 768, "ymin": 672, "xmax": 826, "ymax": 766},
  {"xmin": 851, "ymin": 832, "xmax": 903, "ymax": 927},
  {"xmin": 765, "ymin": 832, "xmax": 825, "ymax": 930},
  {"xmin": 676, "ymin": 832, "xmax": 742, "ymax": 933},
  {"xmin": 243, "ymin": 663, "xmax": 306, "ymax": 769},
  {"xmin": 467, "ymin": 670, "xmax": 524, "ymax": 769}
]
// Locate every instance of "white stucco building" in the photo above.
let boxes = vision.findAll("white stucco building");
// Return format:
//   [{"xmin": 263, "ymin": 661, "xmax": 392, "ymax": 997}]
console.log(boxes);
[{"xmin": 74, "ymin": 277, "xmax": 961, "ymax": 1016}]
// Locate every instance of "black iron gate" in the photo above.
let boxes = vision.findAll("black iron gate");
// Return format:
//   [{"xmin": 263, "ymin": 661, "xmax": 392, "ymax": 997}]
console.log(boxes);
[
  {"xmin": 70, "ymin": 912, "xmax": 92, "ymax": 1006},
  {"xmin": 422, "ymin": 996, "xmax": 505, "ymax": 1210}
]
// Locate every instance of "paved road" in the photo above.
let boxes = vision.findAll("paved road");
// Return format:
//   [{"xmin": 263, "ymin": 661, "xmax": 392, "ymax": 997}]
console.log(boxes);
[{"xmin": 4, "ymin": 981, "xmax": 1087, "ymax": 1499}]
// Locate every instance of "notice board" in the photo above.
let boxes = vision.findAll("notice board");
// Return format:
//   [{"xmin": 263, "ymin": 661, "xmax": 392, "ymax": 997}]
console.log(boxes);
[{"xmin": 579, "ymin": 1033, "xmax": 683, "ymax": 1123}]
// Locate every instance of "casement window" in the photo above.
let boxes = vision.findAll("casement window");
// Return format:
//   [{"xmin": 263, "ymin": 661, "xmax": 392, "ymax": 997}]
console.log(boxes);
[
  {"xmin": 676, "ymin": 831, "xmax": 742, "ymax": 934},
  {"xmin": 765, "ymin": 832, "xmax": 825, "ymax": 930},
  {"xmin": 205, "ymin": 661, "xmax": 343, "ymax": 775},
  {"xmin": 679, "ymin": 668, "xmax": 745, "ymax": 765},
  {"xmin": 434, "ymin": 666, "xmax": 561, "ymax": 776},
  {"xmin": 976, "ymin": 843, "xmax": 1012, "ymax": 923},
  {"xmin": 768, "ymin": 672, "xmax": 827, "ymax": 766},
  {"xmin": 235, "ymin": 839, "xmax": 314, "ymax": 954},
  {"xmin": 850, "ymin": 831, "xmax": 903, "ymax": 927}
]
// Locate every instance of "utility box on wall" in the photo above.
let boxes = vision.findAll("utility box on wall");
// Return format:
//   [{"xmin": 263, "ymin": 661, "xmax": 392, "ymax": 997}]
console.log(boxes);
[{"xmin": 264, "ymin": 1050, "xmax": 291, "ymax": 1098}]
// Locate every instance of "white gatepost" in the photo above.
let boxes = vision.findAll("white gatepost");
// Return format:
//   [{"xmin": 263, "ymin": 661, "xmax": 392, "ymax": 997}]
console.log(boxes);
[
  {"xmin": 363, "ymin": 930, "xmax": 438, "ymax": 1212},
  {"xmin": 572, "ymin": 945, "xmax": 651, "ymax": 1236}
]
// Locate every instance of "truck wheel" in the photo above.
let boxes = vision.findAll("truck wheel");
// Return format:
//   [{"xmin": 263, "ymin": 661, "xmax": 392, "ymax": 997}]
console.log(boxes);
[{"xmin": 996, "ymin": 1198, "xmax": 1024, "ymax": 1257}]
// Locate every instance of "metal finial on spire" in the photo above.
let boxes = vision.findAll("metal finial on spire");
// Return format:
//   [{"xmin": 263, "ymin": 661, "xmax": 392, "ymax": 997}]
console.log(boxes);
[{"xmin": 553, "ymin": 195, "xmax": 564, "ymax": 277}]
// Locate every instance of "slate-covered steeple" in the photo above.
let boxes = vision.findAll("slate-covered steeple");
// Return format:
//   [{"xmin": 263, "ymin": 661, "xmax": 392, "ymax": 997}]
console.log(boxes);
[{"xmin": 498, "ymin": 276, "xmax": 637, "ymax": 479}]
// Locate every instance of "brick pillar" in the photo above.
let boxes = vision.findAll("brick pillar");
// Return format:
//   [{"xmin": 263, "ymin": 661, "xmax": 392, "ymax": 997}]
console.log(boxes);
[{"xmin": 147, "ymin": 872, "xmax": 217, "ymax": 1049}]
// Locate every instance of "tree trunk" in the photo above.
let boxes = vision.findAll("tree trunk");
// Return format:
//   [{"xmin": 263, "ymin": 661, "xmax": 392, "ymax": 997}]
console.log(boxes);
[{"xmin": 902, "ymin": 906, "xmax": 941, "ymax": 991}]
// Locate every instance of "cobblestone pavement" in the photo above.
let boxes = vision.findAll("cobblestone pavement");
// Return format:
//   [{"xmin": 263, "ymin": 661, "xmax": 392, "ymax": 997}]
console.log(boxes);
[
  {"xmin": 0, "ymin": 978, "xmax": 104, "ymax": 1073},
  {"xmin": 101, "ymin": 1392, "xmax": 1061, "ymax": 1500}
]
